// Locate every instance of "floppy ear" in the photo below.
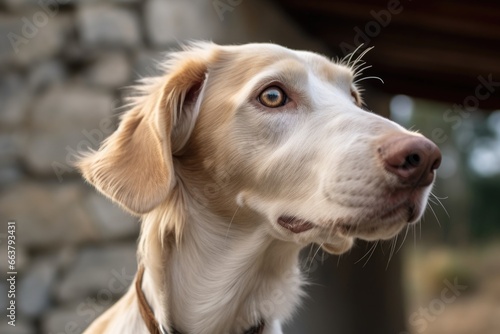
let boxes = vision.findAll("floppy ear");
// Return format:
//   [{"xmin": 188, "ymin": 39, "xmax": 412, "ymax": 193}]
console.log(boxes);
[{"xmin": 78, "ymin": 44, "xmax": 215, "ymax": 214}]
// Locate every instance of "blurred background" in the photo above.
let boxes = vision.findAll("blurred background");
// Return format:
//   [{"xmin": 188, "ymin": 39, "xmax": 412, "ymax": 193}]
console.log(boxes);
[{"xmin": 0, "ymin": 1, "xmax": 499, "ymax": 333}]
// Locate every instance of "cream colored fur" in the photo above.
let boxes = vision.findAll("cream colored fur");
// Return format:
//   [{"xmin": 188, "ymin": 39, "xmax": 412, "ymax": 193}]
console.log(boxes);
[{"xmin": 78, "ymin": 42, "xmax": 435, "ymax": 334}]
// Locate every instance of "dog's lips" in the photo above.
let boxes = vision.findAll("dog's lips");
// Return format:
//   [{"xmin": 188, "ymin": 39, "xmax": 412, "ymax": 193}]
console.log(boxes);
[
  {"xmin": 337, "ymin": 199, "xmax": 421, "ymax": 238},
  {"xmin": 277, "ymin": 216, "xmax": 315, "ymax": 233}
]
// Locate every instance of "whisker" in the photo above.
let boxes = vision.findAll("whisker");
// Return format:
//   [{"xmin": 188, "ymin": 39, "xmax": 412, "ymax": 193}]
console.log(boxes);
[
  {"xmin": 431, "ymin": 193, "xmax": 449, "ymax": 200},
  {"xmin": 355, "ymin": 241, "xmax": 377, "ymax": 265},
  {"xmin": 363, "ymin": 241, "xmax": 379, "ymax": 268},
  {"xmin": 431, "ymin": 192, "xmax": 450, "ymax": 218},
  {"xmin": 427, "ymin": 202, "xmax": 441, "ymax": 227},
  {"xmin": 395, "ymin": 225, "xmax": 410, "ymax": 254},
  {"xmin": 351, "ymin": 46, "xmax": 374, "ymax": 69},
  {"xmin": 354, "ymin": 76, "xmax": 385, "ymax": 84},
  {"xmin": 343, "ymin": 43, "xmax": 365, "ymax": 66},
  {"xmin": 386, "ymin": 235, "xmax": 398, "ymax": 270},
  {"xmin": 321, "ymin": 248, "xmax": 326, "ymax": 263},
  {"xmin": 353, "ymin": 65, "xmax": 373, "ymax": 78},
  {"xmin": 305, "ymin": 244, "xmax": 315, "ymax": 275},
  {"xmin": 308, "ymin": 243, "xmax": 324, "ymax": 273},
  {"xmin": 351, "ymin": 61, "xmax": 368, "ymax": 75},
  {"xmin": 413, "ymin": 224, "xmax": 417, "ymax": 249}
]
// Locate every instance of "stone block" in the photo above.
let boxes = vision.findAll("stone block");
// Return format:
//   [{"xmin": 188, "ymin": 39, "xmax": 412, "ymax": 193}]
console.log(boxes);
[
  {"xmin": 0, "ymin": 320, "xmax": 35, "ymax": 334},
  {"xmin": 84, "ymin": 192, "xmax": 139, "ymax": 240},
  {"xmin": 133, "ymin": 50, "xmax": 165, "ymax": 79},
  {"xmin": 0, "ymin": 13, "xmax": 71, "ymax": 67},
  {"xmin": 56, "ymin": 244, "xmax": 137, "ymax": 303},
  {"xmin": 144, "ymin": 0, "xmax": 219, "ymax": 47},
  {"xmin": 84, "ymin": 53, "xmax": 131, "ymax": 88},
  {"xmin": 18, "ymin": 256, "xmax": 58, "ymax": 317},
  {"xmin": 25, "ymin": 85, "xmax": 115, "ymax": 175},
  {"xmin": 78, "ymin": 5, "xmax": 141, "ymax": 48},
  {"xmin": 28, "ymin": 60, "xmax": 66, "ymax": 93},
  {"xmin": 0, "ymin": 182, "xmax": 99, "ymax": 248},
  {"xmin": 0, "ymin": 73, "xmax": 30, "ymax": 127}
]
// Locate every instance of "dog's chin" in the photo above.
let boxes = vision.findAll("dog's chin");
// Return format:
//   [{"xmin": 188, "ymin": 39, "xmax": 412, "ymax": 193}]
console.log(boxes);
[
  {"xmin": 321, "ymin": 236, "xmax": 355, "ymax": 254},
  {"xmin": 346, "ymin": 220, "xmax": 407, "ymax": 241},
  {"xmin": 337, "ymin": 199, "xmax": 426, "ymax": 241}
]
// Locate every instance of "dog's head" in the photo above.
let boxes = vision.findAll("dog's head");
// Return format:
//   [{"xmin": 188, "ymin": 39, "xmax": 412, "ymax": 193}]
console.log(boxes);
[{"xmin": 78, "ymin": 42, "xmax": 441, "ymax": 254}]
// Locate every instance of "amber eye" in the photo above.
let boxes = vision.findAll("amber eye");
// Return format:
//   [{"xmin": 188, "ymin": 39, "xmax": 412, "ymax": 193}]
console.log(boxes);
[{"xmin": 258, "ymin": 86, "xmax": 287, "ymax": 108}]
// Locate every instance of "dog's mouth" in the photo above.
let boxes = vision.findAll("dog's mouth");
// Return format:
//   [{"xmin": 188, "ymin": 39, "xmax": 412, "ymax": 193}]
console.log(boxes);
[
  {"xmin": 278, "ymin": 197, "xmax": 423, "ymax": 237},
  {"xmin": 277, "ymin": 203, "xmax": 414, "ymax": 235},
  {"xmin": 277, "ymin": 216, "xmax": 316, "ymax": 233},
  {"xmin": 337, "ymin": 199, "xmax": 423, "ymax": 239}
]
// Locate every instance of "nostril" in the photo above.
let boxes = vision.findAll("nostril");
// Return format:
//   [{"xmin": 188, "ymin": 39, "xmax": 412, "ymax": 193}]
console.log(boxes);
[
  {"xmin": 404, "ymin": 153, "xmax": 421, "ymax": 168},
  {"xmin": 379, "ymin": 134, "xmax": 441, "ymax": 187},
  {"xmin": 430, "ymin": 154, "xmax": 442, "ymax": 171}
]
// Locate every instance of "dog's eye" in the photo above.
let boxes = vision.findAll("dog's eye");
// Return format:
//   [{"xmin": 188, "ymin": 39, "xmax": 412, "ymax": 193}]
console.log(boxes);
[{"xmin": 259, "ymin": 86, "xmax": 287, "ymax": 108}]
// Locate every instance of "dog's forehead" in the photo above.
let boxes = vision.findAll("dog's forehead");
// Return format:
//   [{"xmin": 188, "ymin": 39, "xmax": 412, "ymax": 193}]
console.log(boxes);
[
  {"xmin": 295, "ymin": 50, "xmax": 354, "ymax": 86},
  {"xmin": 215, "ymin": 43, "xmax": 353, "ymax": 87},
  {"xmin": 219, "ymin": 43, "xmax": 353, "ymax": 85}
]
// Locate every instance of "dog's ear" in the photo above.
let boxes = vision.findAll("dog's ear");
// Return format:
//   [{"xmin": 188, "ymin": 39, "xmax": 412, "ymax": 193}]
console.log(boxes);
[{"xmin": 78, "ymin": 44, "xmax": 215, "ymax": 214}]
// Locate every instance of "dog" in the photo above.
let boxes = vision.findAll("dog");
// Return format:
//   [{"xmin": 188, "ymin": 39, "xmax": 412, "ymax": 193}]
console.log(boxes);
[{"xmin": 78, "ymin": 42, "xmax": 441, "ymax": 334}]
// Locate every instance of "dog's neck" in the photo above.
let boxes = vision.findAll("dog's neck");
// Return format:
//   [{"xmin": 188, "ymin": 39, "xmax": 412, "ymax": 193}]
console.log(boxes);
[{"xmin": 142, "ymin": 201, "xmax": 304, "ymax": 334}]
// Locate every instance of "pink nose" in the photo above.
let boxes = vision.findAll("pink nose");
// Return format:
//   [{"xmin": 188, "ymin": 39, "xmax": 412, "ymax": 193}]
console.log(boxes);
[{"xmin": 378, "ymin": 135, "xmax": 441, "ymax": 187}]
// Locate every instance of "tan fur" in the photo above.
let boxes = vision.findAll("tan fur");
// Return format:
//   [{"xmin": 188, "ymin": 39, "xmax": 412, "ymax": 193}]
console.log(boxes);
[{"xmin": 79, "ymin": 42, "xmax": 436, "ymax": 334}]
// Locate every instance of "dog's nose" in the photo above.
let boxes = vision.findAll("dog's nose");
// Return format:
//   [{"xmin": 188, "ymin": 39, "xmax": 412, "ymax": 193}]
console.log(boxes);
[{"xmin": 378, "ymin": 135, "xmax": 441, "ymax": 187}]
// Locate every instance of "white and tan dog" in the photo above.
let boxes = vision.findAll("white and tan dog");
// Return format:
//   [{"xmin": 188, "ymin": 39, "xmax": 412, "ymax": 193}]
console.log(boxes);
[{"xmin": 78, "ymin": 42, "xmax": 441, "ymax": 334}]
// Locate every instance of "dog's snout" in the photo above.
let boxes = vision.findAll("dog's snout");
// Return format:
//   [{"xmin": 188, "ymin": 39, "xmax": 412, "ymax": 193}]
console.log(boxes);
[{"xmin": 378, "ymin": 135, "xmax": 441, "ymax": 187}]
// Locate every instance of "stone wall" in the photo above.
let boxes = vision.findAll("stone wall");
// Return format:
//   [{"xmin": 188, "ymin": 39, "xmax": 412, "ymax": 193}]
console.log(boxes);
[{"xmin": 0, "ymin": 1, "xmax": 325, "ymax": 333}]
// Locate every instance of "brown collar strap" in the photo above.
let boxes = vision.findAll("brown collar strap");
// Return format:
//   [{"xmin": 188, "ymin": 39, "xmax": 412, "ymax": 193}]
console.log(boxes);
[
  {"xmin": 136, "ymin": 265, "xmax": 163, "ymax": 334},
  {"xmin": 135, "ymin": 265, "xmax": 265, "ymax": 334}
]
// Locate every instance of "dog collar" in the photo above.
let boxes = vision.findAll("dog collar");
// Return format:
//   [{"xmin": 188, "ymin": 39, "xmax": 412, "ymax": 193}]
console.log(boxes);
[{"xmin": 135, "ymin": 265, "xmax": 265, "ymax": 334}]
